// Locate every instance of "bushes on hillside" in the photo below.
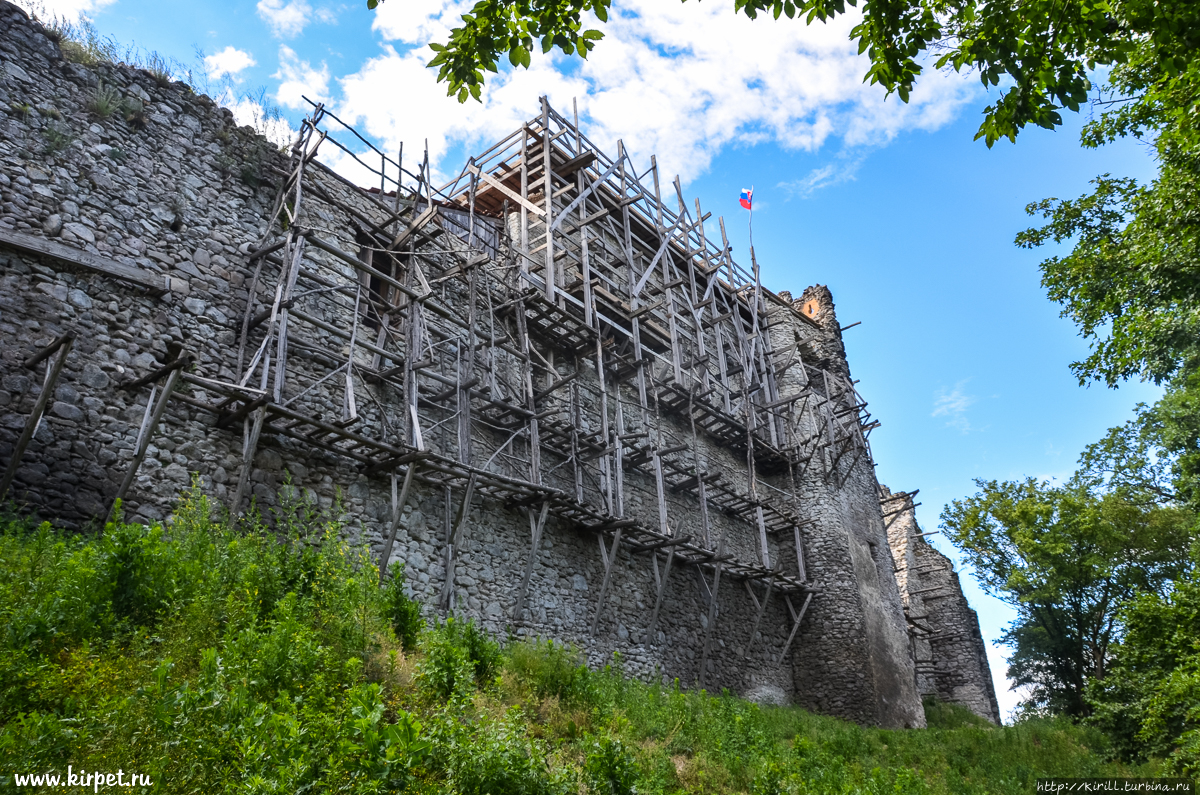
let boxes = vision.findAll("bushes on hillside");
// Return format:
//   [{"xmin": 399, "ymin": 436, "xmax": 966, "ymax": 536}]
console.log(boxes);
[{"xmin": 0, "ymin": 485, "xmax": 1158, "ymax": 794}]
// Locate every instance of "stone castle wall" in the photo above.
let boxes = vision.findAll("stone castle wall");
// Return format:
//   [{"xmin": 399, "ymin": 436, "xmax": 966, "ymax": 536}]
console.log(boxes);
[
  {"xmin": 0, "ymin": 0, "xmax": 989, "ymax": 728},
  {"xmin": 883, "ymin": 487, "xmax": 1002, "ymax": 723}
]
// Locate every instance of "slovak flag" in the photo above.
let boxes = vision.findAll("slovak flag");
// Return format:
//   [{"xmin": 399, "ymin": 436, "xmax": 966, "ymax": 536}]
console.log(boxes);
[{"xmin": 739, "ymin": 187, "xmax": 753, "ymax": 211}]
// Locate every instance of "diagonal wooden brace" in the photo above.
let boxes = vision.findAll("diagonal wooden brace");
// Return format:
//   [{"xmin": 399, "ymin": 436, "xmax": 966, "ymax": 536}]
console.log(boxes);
[
  {"xmin": 590, "ymin": 527, "xmax": 623, "ymax": 635},
  {"xmin": 378, "ymin": 462, "xmax": 420, "ymax": 582},
  {"xmin": 439, "ymin": 472, "xmax": 477, "ymax": 614},
  {"xmin": 107, "ymin": 363, "xmax": 185, "ymax": 524},
  {"xmin": 698, "ymin": 536, "xmax": 726, "ymax": 688},
  {"xmin": 0, "ymin": 333, "xmax": 74, "ymax": 502},
  {"xmin": 231, "ymin": 406, "xmax": 267, "ymax": 517},
  {"xmin": 777, "ymin": 592, "xmax": 813, "ymax": 664},
  {"xmin": 513, "ymin": 500, "xmax": 550, "ymax": 621},
  {"xmin": 743, "ymin": 574, "xmax": 775, "ymax": 658},
  {"xmin": 645, "ymin": 546, "xmax": 675, "ymax": 641}
]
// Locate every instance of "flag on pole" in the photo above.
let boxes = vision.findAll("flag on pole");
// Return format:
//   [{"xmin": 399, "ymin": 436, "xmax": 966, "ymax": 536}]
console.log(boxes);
[{"xmin": 739, "ymin": 187, "xmax": 753, "ymax": 210}]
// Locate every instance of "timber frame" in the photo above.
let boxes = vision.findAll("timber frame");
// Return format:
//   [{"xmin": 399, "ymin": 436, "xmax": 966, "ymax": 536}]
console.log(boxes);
[{"xmin": 113, "ymin": 97, "xmax": 882, "ymax": 658}]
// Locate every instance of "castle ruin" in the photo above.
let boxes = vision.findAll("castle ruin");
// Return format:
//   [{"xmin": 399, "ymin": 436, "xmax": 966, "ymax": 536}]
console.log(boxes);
[{"xmin": 0, "ymin": 0, "xmax": 999, "ymax": 727}]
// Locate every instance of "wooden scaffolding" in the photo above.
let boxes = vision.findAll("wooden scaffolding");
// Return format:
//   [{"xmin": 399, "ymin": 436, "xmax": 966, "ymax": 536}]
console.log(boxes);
[{"xmin": 113, "ymin": 97, "xmax": 880, "ymax": 664}]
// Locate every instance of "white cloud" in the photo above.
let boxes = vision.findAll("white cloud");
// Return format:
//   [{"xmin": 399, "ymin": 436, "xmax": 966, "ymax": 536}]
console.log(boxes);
[
  {"xmin": 13, "ymin": 0, "xmax": 115, "ymax": 23},
  {"xmin": 204, "ymin": 46, "xmax": 256, "ymax": 81},
  {"xmin": 933, "ymin": 380, "xmax": 976, "ymax": 433},
  {"xmin": 273, "ymin": 45, "xmax": 330, "ymax": 111},
  {"xmin": 257, "ymin": 0, "xmax": 336, "ymax": 38},
  {"xmin": 335, "ymin": 0, "xmax": 977, "ymax": 186},
  {"xmin": 218, "ymin": 88, "xmax": 298, "ymax": 147},
  {"xmin": 778, "ymin": 153, "xmax": 866, "ymax": 199}
]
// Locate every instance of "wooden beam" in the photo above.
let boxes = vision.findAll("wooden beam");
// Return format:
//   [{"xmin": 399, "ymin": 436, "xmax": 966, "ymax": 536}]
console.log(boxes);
[
  {"xmin": 0, "ymin": 334, "xmax": 74, "ymax": 501},
  {"xmin": 468, "ymin": 164, "xmax": 545, "ymax": 217},
  {"xmin": 0, "ymin": 226, "xmax": 174, "ymax": 295},
  {"xmin": 743, "ymin": 575, "xmax": 774, "ymax": 658},
  {"xmin": 628, "ymin": 534, "xmax": 692, "ymax": 553},
  {"xmin": 120, "ymin": 354, "xmax": 195, "ymax": 392},
  {"xmin": 590, "ymin": 526, "xmax": 623, "ymax": 635},
  {"xmin": 439, "ymin": 472, "xmax": 478, "ymax": 614},
  {"xmin": 697, "ymin": 536, "xmax": 726, "ymax": 688},
  {"xmin": 231, "ymin": 406, "xmax": 266, "ymax": 516},
  {"xmin": 777, "ymin": 592, "xmax": 813, "ymax": 663},
  {"xmin": 513, "ymin": 500, "xmax": 550, "ymax": 621},
  {"xmin": 378, "ymin": 462, "xmax": 419, "ymax": 582},
  {"xmin": 645, "ymin": 546, "xmax": 675, "ymax": 640},
  {"xmin": 106, "ymin": 365, "xmax": 184, "ymax": 524}
]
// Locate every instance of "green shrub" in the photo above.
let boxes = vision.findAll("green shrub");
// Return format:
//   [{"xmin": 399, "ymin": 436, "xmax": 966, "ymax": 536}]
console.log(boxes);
[
  {"xmin": 42, "ymin": 123, "xmax": 73, "ymax": 157},
  {"xmin": 52, "ymin": 19, "xmax": 119, "ymax": 67},
  {"xmin": 453, "ymin": 616, "xmax": 502, "ymax": 684},
  {"xmin": 583, "ymin": 734, "xmax": 639, "ymax": 795},
  {"xmin": 416, "ymin": 621, "xmax": 475, "ymax": 702},
  {"xmin": 143, "ymin": 52, "xmax": 172, "ymax": 86},
  {"xmin": 506, "ymin": 638, "xmax": 593, "ymax": 706},
  {"xmin": 444, "ymin": 714, "xmax": 568, "ymax": 795},
  {"xmin": 384, "ymin": 566, "xmax": 424, "ymax": 651},
  {"xmin": 0, "ymin": 486, "xmax": 1161, "ymax": 795}
]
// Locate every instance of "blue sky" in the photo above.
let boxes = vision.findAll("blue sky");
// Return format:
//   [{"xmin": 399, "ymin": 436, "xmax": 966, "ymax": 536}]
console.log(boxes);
[{"xmin": 26, "ymin": 0, "xmax": 1162, "ymax": 721}]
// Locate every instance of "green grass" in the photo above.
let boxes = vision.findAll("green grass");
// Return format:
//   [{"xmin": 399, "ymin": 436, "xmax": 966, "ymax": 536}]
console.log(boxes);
[{"xmin": 0, "ymin": 486, "xmax": 1161, "ymax": 793}]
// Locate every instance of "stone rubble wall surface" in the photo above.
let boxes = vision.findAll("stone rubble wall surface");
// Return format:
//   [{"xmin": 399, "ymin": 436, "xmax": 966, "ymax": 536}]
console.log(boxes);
[
  {"xmin": 883, "ymin": 488, "xmax": 1002, "ymax": 724},
  {"xmin": 0, "ymin": 0, "xmax": 928, "ymax": 727}
]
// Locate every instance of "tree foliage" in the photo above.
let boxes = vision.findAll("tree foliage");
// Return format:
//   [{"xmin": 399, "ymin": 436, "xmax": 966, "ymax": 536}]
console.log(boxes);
[
  {"xmin": 367, "ymin": 0, "xmax": 1200, "ymax": 148},
  {"xmin": 1087, "ymin": 546, "xmax": 1200, "ymax": 777},
  {"xmin": 1016, "ymin": 161, "xmax": 1200, "ymax": 388},
  {"xmin": 940, "ymin": 477, "xmax": 1194, "ymax": 717}
]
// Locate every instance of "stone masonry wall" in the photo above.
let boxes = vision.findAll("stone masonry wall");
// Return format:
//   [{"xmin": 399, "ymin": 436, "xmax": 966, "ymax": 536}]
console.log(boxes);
[
  {"xmin": 883, "ymin": 487, "xmax": 1001, "ymax": 723},
  {"xmin": 0, "ymin": 0, "xmax": 935, "ymax": 728}
]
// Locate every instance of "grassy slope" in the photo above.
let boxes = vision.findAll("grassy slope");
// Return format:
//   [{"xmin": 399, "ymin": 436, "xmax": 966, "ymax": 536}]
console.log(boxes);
[{"xmin": 0, "ymin": 490, "xmax": 1156, "ymax": 794}]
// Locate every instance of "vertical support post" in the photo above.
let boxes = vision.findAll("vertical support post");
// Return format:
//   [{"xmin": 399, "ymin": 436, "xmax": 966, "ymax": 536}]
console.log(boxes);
[
  {"xmin": 793, "ymin": 524, "xmax": 808, "ymax": 582},
  {"xmin": 231, "ymin": 405, "xmax": 266, "ymax": 516},
  {"xmin": 688, "ymin": 400, "xmax": 712, "ymax": 549},
  {"xmin": 107, "ymin": 366, "xmax": 184, "ymax": 524},
  {"xmin": 0, "ymin": 333, "xmax": 75, "ymax": 502},
  {"xmin": 698, "ymin": 535, "xmax": 726, "ymax": 688},
  {"xmin": 590, "ymin": 526, "xmax": 623, "ymax": 635},
  {"xmin": 540, "ymin": 97, "xmax": 556, "ymax": 303},
  {"xmin": 520, "ymin": 129, "xmax": 529, "ymax": 257}
]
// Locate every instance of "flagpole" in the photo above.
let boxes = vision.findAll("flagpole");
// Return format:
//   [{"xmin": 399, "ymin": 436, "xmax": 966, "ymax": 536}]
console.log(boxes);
[{"xmin": 747, "ymin": 185, "xmax": 755, "ymax": 267}]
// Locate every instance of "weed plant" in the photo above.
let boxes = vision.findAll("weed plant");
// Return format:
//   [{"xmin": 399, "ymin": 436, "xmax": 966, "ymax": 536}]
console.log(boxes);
[
  {"xmin": 122, "ymin": 97, "xmax": 147, "ymax": 130},
  {"xmin": 87, "ymin": 83, "xmax": 122, "ymax": 119},
  {"xmin": 0, "ymin": 485, "xmax": 1162, "ymax": 794},
  {"xmin": 41, "ymin": 123, "xmax": 73, "ymax": 157}
]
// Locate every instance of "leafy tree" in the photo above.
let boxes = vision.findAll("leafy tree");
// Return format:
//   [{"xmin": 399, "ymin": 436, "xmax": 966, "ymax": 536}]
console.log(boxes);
[
  {"xmin": 1074, "ymin": 373, "xmax": 1200, "ymax": 514},
  {"xmin": 1087, "ymin": 545, "xmax": 1200, "ymax": 775},
  {"xmin": 940, "ymin": 478, "xmax": 1193, "ymax": 717},
  {"xmin": 368, "ymin": 0, "xmax": 1200, "ymax": 148},
  {"xmin": 1016, "ymin": 162, "xmax": 1200, "ymax": 388},
  {"xmin": 1013, "ymin": 0, "xmax": 1200, "ymax": 390}
]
